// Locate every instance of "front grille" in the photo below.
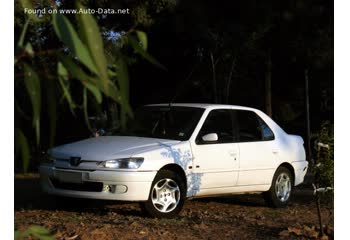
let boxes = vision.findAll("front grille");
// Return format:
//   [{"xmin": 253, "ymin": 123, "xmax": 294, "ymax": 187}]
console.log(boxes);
[{"xmin": 50, "ymin": 178, "xmax": 103, "ymax": 192}]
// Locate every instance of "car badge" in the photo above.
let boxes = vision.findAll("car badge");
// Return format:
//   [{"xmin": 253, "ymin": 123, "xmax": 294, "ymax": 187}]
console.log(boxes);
[{"xmin": 70, "ymin": 156, "xmax": 81, "ymax": 166}]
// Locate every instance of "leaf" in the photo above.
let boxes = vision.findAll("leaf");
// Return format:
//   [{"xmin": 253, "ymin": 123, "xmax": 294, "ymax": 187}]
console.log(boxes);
[
  {"xmin": 57, "ymin": 62, "xmax": 75, "ymax": 113},
  {"xmin": 14, "ymin": 230, "xmax": 22, "ymax": 240},
  {"xmin": 76, "ymin": 2, "xmax": 109, "ymax": 91},
  {"xmin": 58, "ymin": 54, "xmax": 91, "ymax": 82},
  {"xmin": 28, "ymin": 225, "xmax": 51, "ymax": 235},
  {"xmin": 128, "ymin": 35, "xmax": 167, "ymax": 70},
  {"xmin": 19, "ymin": 0, "xmax": 42, "ymax": 22},
  {"xmin": 279, "ymin": 230, "xmax": 290, "ymax": 237},
  {"xmin": 288, "ymin": 227, "xmax": 303, "ymax": 236},
  {"xmin": 23, "ymin": 64, "xmax": 41, "ymax": 145},
  {"xmin": 84, "ymin": 82, "xmax": 102, "ymax": 104},
  {"xmin": 136, "ymin": 30, "xmax": 148, "ymax": 50},
  {"xmin": 60, "ymin": 53, "xmax": 121, "ymax": 104},
  {"xmin": 47, "ymin": 78, "xmax": 57, "ymax": 147},
  {"xmin": 83, "ymin": 88, "xmax": 92, "ymax": 131},
  {"xmin": 103, "ymin": 81, "xmax": 133, "ymax": 122},
  {"xmin": 28, "ymin": 225, "xmax": 55, "ymax": 240},
  {"xmin": 303, "ymin": 225, "xmax": 319, "ymax": 239},
  {"xmin": 57, "ymin": 62, "xmax": 68, "ymax": 80},
  {"xmin": 24, "ymin": 42, "xmax": 34, "ymax": 57},
  {"xmin": 15, "ymin": 129, "xmax": 30, "ymax": 173},
  {"xmin": 115, "ymin": 57, "xmax": 129, "ymax": 100},
  {"xmin": 17, "ymin": 19, "xmax": 30, "ymax": 48},
  {"xmin": 105, "ymin": 81, "xmax": 123, "ymax": 103},
  {"xmin": 58, "ymin": 77, "xmax": 75, "ymax": 114},
  {"xmin": 52, "ymin": 13, "xmax": 98, "ymax": 75},
  {"xmin": 15, "ymin": 101, "xmax": 31, "ymax": 120},
  {"xmin": 58, "ymin": 55, "xmax": 102, "ymax": 103},
  {"xmin": 15, "ymin": 229, "xmax": 30, "ymax": 240},
  {"xmin": 114, "ymin": 57, "xmax": 133, "ymax": 129}
]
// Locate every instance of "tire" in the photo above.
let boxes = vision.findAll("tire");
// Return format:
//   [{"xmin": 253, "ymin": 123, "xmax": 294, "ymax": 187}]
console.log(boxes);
[
  {"xmin": 264, "ymin": 167, "xmax": 293, "ymax": 208},
  {"xmin": 141, "ymin": 170, "xmax": 186, "ymax": 218}
]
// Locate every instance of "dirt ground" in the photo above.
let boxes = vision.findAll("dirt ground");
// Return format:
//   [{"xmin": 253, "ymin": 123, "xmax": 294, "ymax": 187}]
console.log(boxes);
[{"xmin": 14, "ymin": 174, "xmax": 333, "ymax": 240}]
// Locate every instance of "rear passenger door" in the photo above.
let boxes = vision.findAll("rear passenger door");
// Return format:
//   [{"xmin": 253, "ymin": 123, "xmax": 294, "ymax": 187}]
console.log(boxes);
[{"xmin": 234, "ymin": 110, "xmax": 278, "ymax": 186}]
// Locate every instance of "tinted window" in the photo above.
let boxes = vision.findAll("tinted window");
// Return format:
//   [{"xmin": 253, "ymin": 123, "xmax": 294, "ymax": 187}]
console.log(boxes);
[
  {"xmin": 197, "ymin": 109, "xmax": 236, "ymax": 144},
  {"xmin": 236, "ymin": 110, "xmax": 262, "ymax": 142},
  {"xmin": 257, "ymin": 116, "xmax": 275, "ymax": 140},
  {"xmin": 236, "ymin": 110, "xmax": 275, "ymax": 142},
  {"xmin": 115, "ymin": 106, "xmax": 204, "ymax": 140}
]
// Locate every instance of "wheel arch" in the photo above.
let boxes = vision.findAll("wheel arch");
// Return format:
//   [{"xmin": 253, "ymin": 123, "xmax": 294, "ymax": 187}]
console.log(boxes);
[
  {"xmin": 158, "ymin": 164, "xmax": 187, "ymax": 190},
  {"xmin": 277, "ymin": 162, "xmax": 295, "ymax": 185}
]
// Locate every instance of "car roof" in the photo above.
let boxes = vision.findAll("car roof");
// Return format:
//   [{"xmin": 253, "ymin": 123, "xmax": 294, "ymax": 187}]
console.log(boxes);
[{"xmin": 145, "ymin": 103, "xmax": 259, "ymax": 112}]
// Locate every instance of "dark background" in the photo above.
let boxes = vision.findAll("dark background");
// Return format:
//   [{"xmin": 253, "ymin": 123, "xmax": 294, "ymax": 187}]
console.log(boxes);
[{"xmin": 14, "ymin": 0, "xmax": 333, "ymax": 171}]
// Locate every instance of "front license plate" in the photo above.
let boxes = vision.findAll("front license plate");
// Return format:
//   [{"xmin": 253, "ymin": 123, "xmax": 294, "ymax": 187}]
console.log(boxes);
[{"xmin": 56, "ymin": 171, "xmax": 82, "ymax": 183}]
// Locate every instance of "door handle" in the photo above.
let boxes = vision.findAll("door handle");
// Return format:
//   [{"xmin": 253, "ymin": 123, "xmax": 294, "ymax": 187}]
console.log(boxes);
[
  {"xmin": 229, "ymin": 151, "xmax": 237, "ymax": 157},
  {"xmin": 272, "ymin": 149, "xmax": 279, "ymax": 154}
]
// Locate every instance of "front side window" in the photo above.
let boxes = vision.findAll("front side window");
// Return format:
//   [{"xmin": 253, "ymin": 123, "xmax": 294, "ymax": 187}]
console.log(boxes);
[{"xmin": 196, "ymin": 109, "xmax": 236, "ymax": 144}]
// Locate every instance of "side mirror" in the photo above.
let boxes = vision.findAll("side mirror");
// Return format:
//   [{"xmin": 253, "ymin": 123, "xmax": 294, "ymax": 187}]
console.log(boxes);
[{"xmin": 201, "ymin": 133, "xmax": 218, "ymax": 142}]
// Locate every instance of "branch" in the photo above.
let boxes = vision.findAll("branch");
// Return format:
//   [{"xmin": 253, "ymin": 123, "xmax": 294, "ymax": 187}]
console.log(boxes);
[
  {"xmin": 225, "ymin": 56, "xmax": 236, "ymax": 103},
  {"xmin": 15, "ymin": 47, "xmax": 65, "ymax": 63}
]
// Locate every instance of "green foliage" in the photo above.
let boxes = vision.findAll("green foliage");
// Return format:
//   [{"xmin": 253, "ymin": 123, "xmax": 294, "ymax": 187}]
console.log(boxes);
[
  {"xmin": 129, "ymin": 35, "xmax": 166, "ymax": 70},
  {"xmin": 15, "ymin": 225, "xmax": 55, "ymax": 240},
  {"xmin": 57, "ymin": 62, "xmax": 76, "ymax": 114},
  {"xmin": 312, "ymin": 121, "xmax": 334, "ymax": 203},
  {"xmin": 23, "ymin": 64, "xmax": 41, "ymax": 145},
  {"xmin": 76, "ymin": 2, "xmax": 109, "ymax": 84},
  {"xmin": 15, "ymin": 129, "xmax": 30, "ymax": 172},
  {"xmin": 131, "ymin": 0, "xmax": 177, "ymax": 27},
  {"xmin": 52, "ymin": 13, "xmax": 98, "ymax": 75},
  {"xmin": 19, "ymin": 0, "xmax": 42, "ymax": 22},
  {"xmin": 136, "ymin": 30, "xmax": 148, "ymax": 50},
  {"xmin": 15, "ymin": 0, "xmax": 164, "ymax": 172}
]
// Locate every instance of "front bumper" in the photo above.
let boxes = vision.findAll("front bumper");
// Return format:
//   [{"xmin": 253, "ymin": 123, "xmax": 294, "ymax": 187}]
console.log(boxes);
[{"xmin": 39, "ymin": 164, "xmax": 157, "ymax": 201}]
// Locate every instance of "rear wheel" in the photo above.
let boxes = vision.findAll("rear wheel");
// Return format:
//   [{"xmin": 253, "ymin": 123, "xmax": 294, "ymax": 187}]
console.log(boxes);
[
  {"xmin": 264, "ymin": 167, "xmax": 293, "ymax": 208},
  {"xmin": 141, "ymin": 170, "xmax": 185, "ymax": 218}
]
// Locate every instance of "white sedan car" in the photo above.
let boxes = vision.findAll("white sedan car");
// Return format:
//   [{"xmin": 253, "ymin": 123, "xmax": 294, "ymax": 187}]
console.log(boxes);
[{"xmin": 40, "ymin": 104, "xmax": 308, "ymax": 218}]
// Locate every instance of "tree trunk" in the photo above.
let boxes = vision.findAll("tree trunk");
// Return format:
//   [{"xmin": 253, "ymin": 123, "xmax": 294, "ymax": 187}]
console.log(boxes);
[
  {"xmin": 305, "ymin": 69, "xmax": 312, "ymax": 163},
  {"xmin": 210, "ymin": 52, "xmax": 218, "ymax": 103},
  {"xmin": 265, "ymin": 50, "xmax": 272, "ymax": 116},
  {"xmin": 225, "ymin": 57, "xmax": 236, "ymax": 104}
]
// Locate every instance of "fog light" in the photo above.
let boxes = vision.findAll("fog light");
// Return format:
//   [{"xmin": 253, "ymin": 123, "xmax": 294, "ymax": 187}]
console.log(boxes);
[{"xmin": 115, "ymin": 185, "xmax": 127, "ymax": 193}]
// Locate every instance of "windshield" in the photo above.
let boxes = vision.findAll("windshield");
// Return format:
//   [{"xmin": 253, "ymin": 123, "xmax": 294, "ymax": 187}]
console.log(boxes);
[{"xmin": 118, "ymin": 106, "xmax": 205, "ymax": 141}]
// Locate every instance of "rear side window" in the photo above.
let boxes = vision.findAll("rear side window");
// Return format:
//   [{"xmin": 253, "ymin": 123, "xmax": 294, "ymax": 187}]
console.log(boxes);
[
  {"xmin": 236, "ymin": 110, "xmax": 275, "ymax": 142},
  {"xmin": 257, "ymin": 116, "xmax": 275, "ymax": 140}
]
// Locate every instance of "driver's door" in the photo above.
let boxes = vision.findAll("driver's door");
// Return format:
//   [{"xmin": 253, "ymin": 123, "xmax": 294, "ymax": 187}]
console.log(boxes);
[{"xmin": 190, "ymin": 109, "xmax": 239, "ymax": 191}]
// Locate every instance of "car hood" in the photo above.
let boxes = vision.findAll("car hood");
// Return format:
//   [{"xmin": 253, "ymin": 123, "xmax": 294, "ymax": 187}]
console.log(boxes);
[{"xmin": 50, "ymin": 136, "xmax": 181, "ymax": 161}]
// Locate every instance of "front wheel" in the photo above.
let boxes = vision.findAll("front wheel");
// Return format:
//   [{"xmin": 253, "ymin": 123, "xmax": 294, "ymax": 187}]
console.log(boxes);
[
  {"xmin": 141, "ymin": 170, "xmax": 185, "ymax": 218},
  {"xmin": 264, "ymin": 167, "xmax": 293, "ymax": 208}
]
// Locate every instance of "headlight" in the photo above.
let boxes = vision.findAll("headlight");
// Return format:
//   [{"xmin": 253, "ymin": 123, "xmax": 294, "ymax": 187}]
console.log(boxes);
[{"xmin": 100, "ymin": 158, "xmax": 144, "ymax": 169}]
